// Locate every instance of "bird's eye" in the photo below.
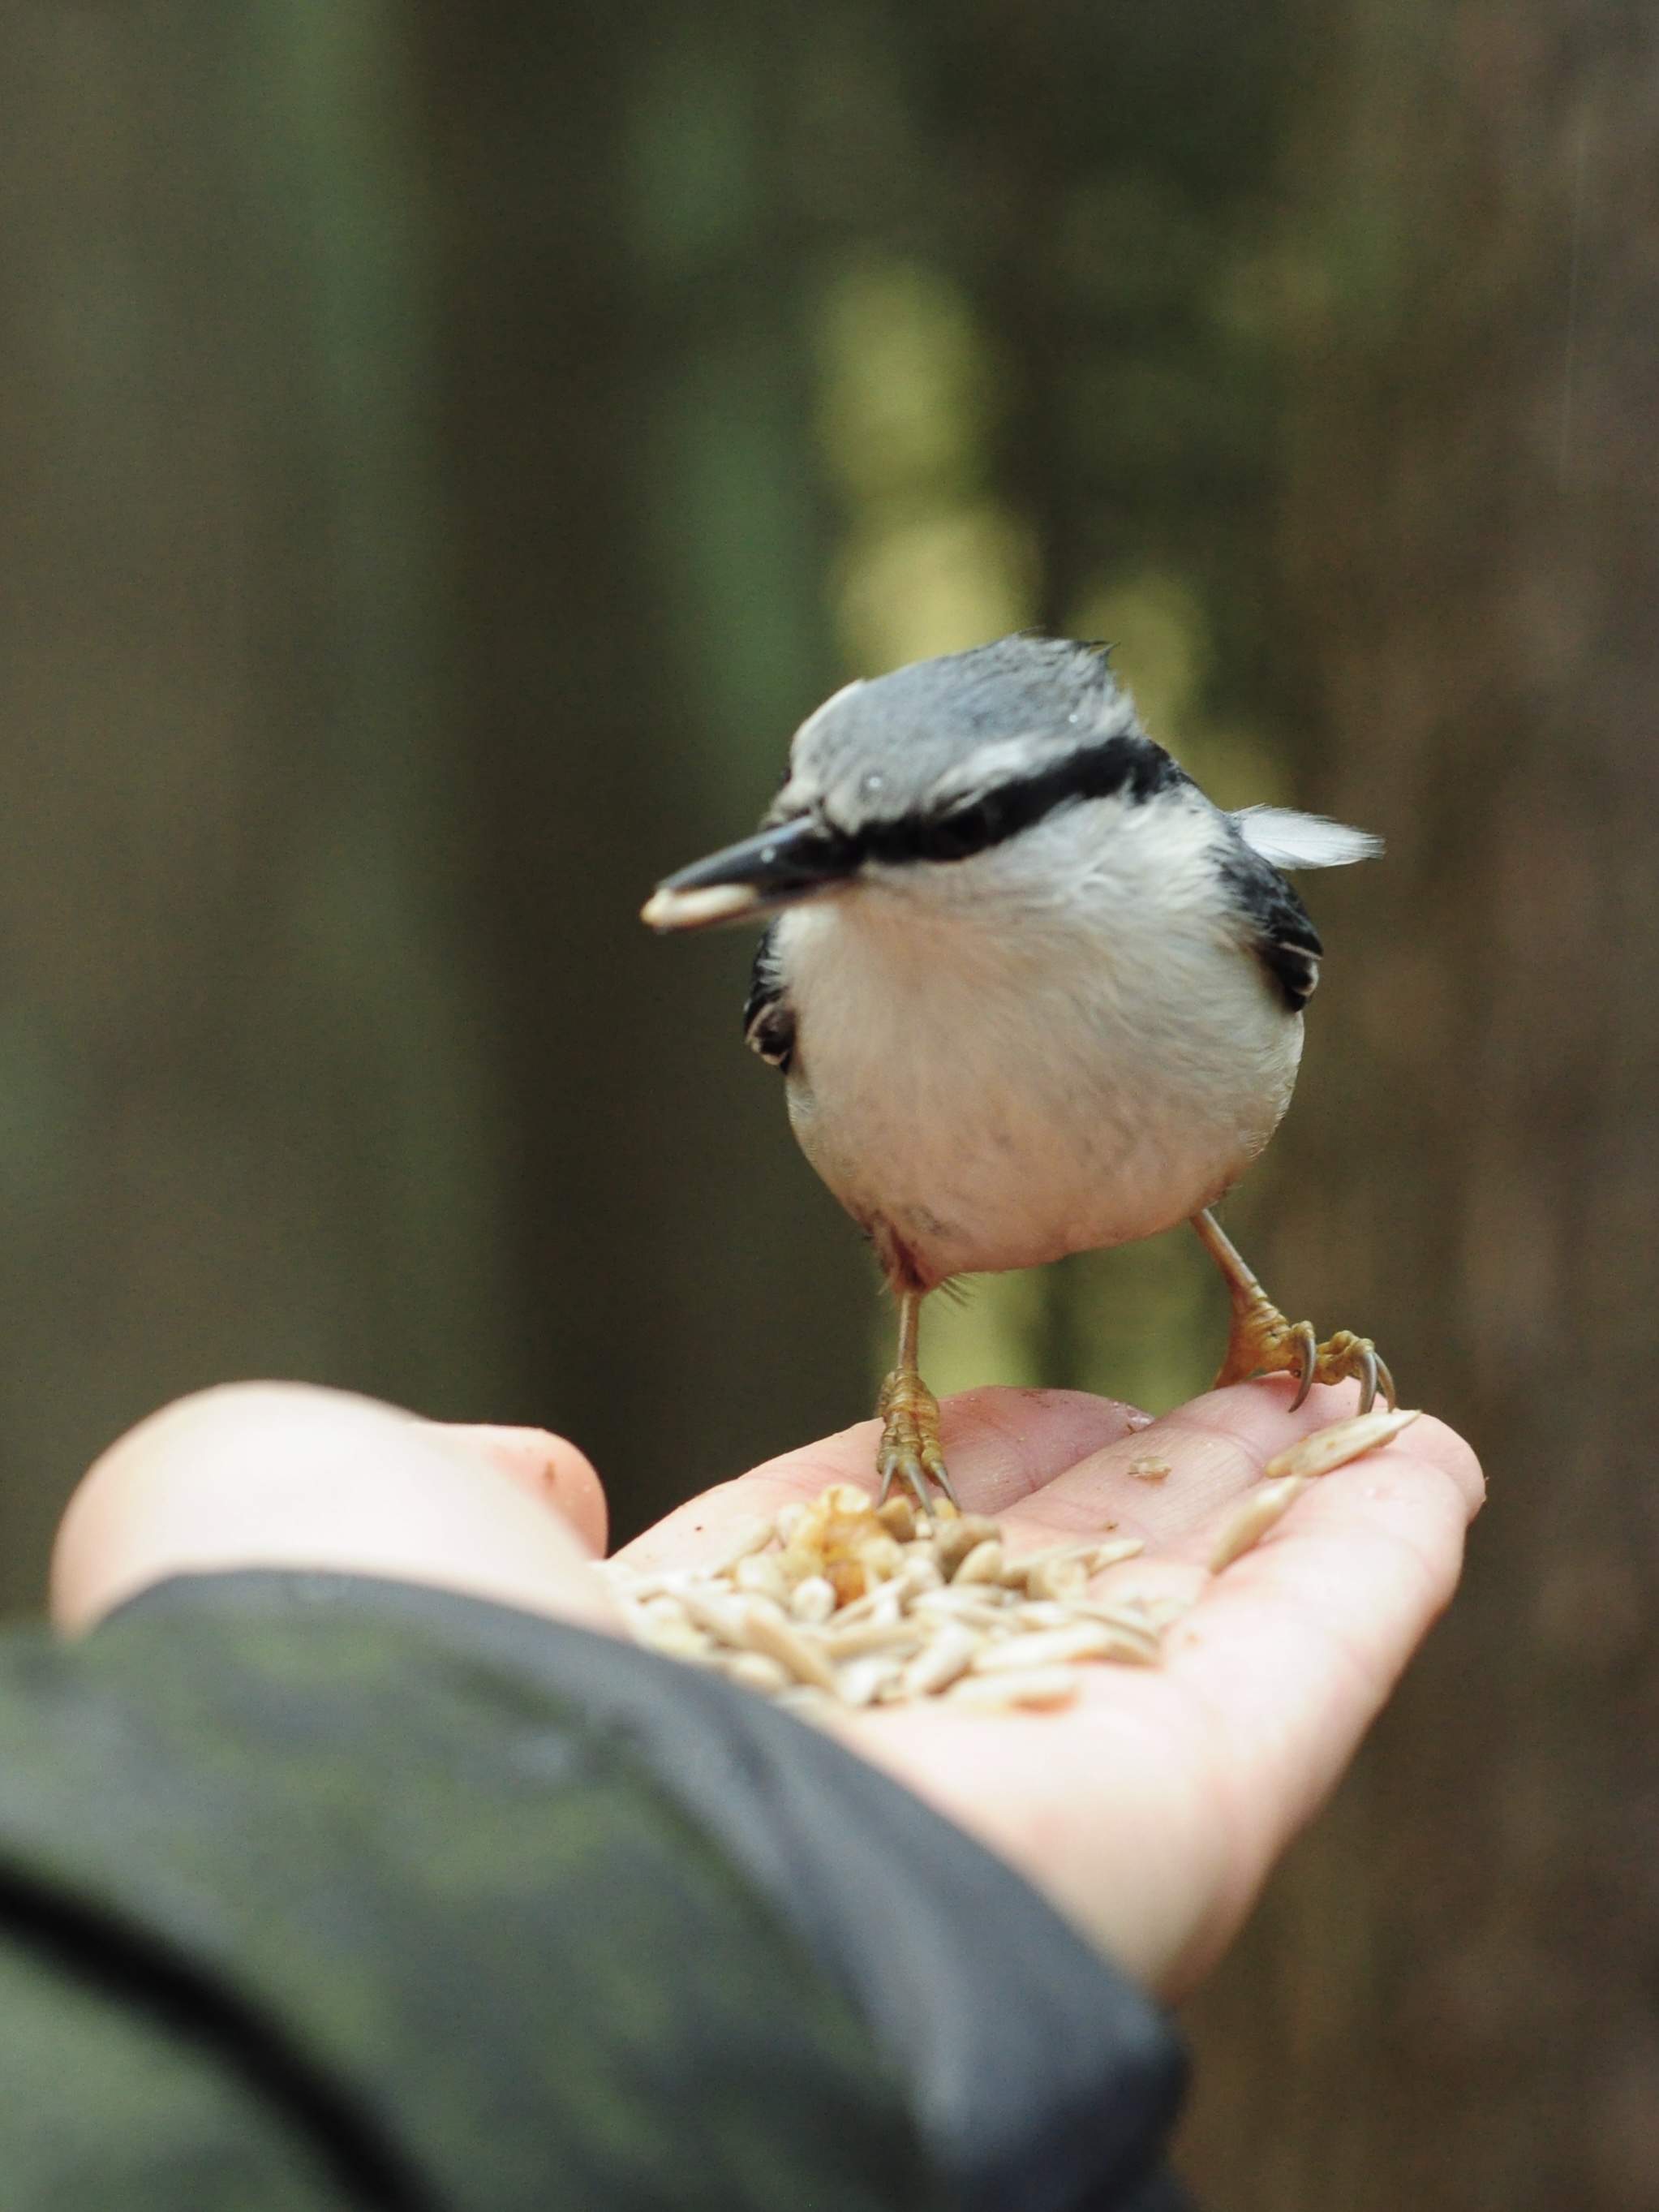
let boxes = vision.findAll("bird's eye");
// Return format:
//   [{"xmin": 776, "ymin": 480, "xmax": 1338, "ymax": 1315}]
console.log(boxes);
[{"xmin": 927, "ymin": 801, "xmax": 995, "ymax": 861}]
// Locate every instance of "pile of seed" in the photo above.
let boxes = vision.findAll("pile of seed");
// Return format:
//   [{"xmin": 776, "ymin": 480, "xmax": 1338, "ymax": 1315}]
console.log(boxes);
[
  {"xmin": 601, "ymin": 1407, "xmax": 1419, "ymax": 1721},
  {"xmin": 601, "ymin": 1483, "xmax": 1181, "ymax": 1720}
]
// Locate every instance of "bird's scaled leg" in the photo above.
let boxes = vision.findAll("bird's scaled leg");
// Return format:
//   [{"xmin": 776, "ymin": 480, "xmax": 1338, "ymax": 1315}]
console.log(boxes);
[
  {"xmin": 875, "ymin": 1290, "xmax": 959, "ymax": 1514},
  {"xmin": 1192, "ymin": 1208, "xmax": 1397, "ymax": 1416}
]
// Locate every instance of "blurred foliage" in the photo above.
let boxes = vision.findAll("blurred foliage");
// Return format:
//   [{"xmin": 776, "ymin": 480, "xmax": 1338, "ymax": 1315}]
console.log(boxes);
[{"xmin": 815, "ymin": 256, "xmax": 1037, "ymax": 675}]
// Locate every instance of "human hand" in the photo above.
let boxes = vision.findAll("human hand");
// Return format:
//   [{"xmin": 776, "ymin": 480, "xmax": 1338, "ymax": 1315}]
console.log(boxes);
[
  {"xmin": 53, "ymin": 1376, "xmax": 1480, "ymax": 2002},
  {"xmin": 51, "ymin": 1382, "xmax": 617, "ymax": 1636},
  {"xmin": 614, "ymin": 1379, "xmax": 1483, "ymax": 1997}
]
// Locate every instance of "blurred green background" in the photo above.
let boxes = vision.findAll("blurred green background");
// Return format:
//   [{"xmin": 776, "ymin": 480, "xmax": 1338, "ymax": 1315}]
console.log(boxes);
[{"xmin": 2, "ymin": 0, "xmax": 1654, "ymax": 2204}]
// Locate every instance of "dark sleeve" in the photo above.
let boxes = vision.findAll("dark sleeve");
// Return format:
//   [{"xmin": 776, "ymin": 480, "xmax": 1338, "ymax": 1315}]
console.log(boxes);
[{"xmin": 0, "ymin": 1573, "xmax": 1192, "ymax": 2211}]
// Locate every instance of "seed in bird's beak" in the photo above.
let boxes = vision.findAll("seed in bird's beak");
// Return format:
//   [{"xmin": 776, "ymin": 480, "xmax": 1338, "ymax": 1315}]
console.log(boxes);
[{"xmin": 641, "ymin": 882, "xmax": 763, "ymax": 932}]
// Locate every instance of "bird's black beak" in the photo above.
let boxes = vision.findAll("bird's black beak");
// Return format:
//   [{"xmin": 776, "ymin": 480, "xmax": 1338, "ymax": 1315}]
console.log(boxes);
[{"xmin": 642, "ymin": 816, "xmax": 857, "ymax": 933}]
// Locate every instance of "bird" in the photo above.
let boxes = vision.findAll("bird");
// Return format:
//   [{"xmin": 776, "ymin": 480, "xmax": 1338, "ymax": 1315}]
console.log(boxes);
[{"xmin": 642, "ymin": 633, "xmax": 1390, "ymax": 1513}]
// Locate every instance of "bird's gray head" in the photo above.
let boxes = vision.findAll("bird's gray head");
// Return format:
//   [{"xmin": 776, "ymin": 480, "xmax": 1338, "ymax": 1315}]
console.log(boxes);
[{"xmin": 643, "ymin": 635, "xmax": 1184, "ymax": 931}]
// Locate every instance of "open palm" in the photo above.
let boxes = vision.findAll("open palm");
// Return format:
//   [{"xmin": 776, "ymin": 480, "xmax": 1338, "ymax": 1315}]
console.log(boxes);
[{"xmin": 617, "ymin": 1379, "xmax": 1483, "ymax": 1996}]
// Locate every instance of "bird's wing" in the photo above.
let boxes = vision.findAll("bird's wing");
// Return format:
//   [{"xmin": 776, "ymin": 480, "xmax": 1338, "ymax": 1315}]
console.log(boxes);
[
  {"xmin": 1232, "ymin": 806, "xmax": 1382, "ymax": 870},
  {"xmin": 1220, "ymin": 841, "xmax": 1326, "ymax": 1012},
  {"xmin": 742, "ymin": 923, "xmax": 797, "ymax": 1071}
]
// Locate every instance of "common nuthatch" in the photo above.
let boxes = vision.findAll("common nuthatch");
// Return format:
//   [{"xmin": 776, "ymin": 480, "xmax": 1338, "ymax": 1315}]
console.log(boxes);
[{"xmin": 645, "ymin": 635, "xmax": 1390, "ymax": 1509}]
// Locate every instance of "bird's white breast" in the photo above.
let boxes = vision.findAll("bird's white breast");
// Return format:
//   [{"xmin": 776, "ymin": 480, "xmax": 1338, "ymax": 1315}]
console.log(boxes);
[{"xmin": 772, "ymin": 792, "xmax": 1302, "ymax": 1288}]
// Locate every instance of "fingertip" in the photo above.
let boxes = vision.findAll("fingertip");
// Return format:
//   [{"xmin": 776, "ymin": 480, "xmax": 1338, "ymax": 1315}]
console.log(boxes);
[
  {"xmin": 436, "ymin": 1424, "xmax": 608, "ymax": 1556},
  {"xmin": 1392, "ymin": 1413, "xmax": 1485, "ymax": 1519}
]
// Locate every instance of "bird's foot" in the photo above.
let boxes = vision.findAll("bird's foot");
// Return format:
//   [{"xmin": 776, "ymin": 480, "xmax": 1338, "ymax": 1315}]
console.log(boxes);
[
  {"xmin": 875, "ymin": 1367, "xmax": 958, "ymax": 1514},
  {"xmin": 1214, "ymin": 1279, "xmax": 1396, "ymax": 1416}
]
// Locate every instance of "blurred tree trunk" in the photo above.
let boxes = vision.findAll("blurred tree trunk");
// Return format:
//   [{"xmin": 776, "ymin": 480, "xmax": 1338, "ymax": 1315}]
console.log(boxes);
[
  {"xmin": 413, "ymin": 2, "xmax": 871, "ymax": 1539},
  {"xmin": 1179, "ymin": 3, "xmax": 1659, "ymax": 2206},
  {"xmin": 0, "ymin": 2, "xmax": 513, "ymax": 1609}
]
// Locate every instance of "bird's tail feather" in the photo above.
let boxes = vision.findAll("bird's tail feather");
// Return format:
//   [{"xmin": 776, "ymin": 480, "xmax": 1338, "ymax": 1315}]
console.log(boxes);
[{"xmin": 1232, "ymin": 805, "xmax": 1383, "ymax": 870}]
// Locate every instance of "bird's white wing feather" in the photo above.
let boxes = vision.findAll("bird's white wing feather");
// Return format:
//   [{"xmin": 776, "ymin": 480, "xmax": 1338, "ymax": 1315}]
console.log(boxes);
[{"xmin": 1232, "ymin": 806, "xmax": 1383, "ymax": 870}]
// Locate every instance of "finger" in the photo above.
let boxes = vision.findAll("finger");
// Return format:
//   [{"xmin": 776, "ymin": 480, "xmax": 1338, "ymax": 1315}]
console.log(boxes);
[
  {"xmin": 613, "ymin": 1381, "xmax": 1355, "ymax": 1567},
  {"xmin": 1156, "ymin": 1415, "xmax": 1482, "ymax": 1984},
  {"xmin": 935, "ymin": 1388, "xmax": 1154, "ymax": 1512},
  {"xmin": 52, "ymin": 1384, "xmax": 621, "ymax": 1637},
  {"xmin": 428, "ymin": 1424, "xmax": 607, "ymax": 1556},
  {"xmin": 991, "ymin": 1376, "xmax": 1436, "ymax": 1554},
  {"xmin": 613, "ymin": 1388, "xmax": 1148, "ymax": 1571}
]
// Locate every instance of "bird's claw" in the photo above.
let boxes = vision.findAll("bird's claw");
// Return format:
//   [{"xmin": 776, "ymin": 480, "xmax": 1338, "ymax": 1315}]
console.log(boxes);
[
  {"xmin": 875, "ymin": 1368, "xmax": 958, "ymax": 1513},
  {"xmin": 1216, "ymin": 1294, "xmax": 1396, "ymax": 1417}
]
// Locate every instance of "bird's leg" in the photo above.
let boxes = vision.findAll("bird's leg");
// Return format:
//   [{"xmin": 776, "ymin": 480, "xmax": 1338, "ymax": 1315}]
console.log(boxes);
[
  {"xmin": 875, "ymin": 1290, "xmax": 959, "ymax": 1514},
  {"xmin": 1192, "ymin": 1207, "xmax": 1396, "ymax": 1416}
]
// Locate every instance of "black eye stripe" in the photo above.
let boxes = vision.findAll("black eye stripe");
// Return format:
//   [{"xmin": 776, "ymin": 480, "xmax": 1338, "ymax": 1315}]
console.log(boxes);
[{"xmin": 850, "ymin": 734, "xmax": 1188, "ymax": 868}]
